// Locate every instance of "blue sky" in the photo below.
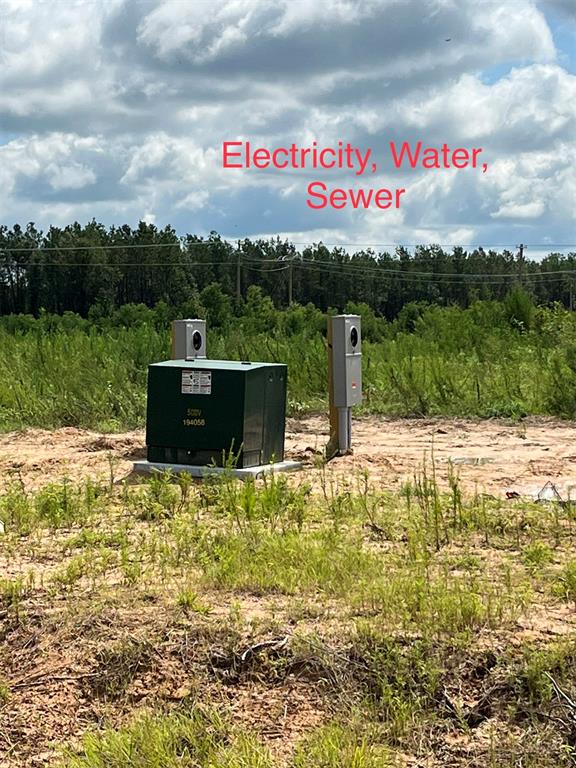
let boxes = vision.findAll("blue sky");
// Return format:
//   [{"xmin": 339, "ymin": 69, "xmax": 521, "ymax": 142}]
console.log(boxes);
[{"xmin": 0, "ymin": 0, "xmax": 574, "ymax": 256}]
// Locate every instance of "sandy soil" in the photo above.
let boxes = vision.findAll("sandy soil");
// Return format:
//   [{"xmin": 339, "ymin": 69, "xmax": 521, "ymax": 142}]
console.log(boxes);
[
  {"xmin": 2, "ymin": 416, "xmax": 576, "ymax": 767},
  {"xmin": 1, "ymin": 415, "xmax": 576, "ymax": 499}
]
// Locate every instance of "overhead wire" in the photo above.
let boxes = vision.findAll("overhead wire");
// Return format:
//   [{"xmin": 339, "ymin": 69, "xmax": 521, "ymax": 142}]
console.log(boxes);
[
  {"xmin": 1, "ymin": 241, "xmax": 575, "ymax": 285},
  {"xmin": 294, "ymin": 260, "xmax": 573, "ymax": 285},
  {"xmin": 243, "ymin": 264, "xmax": 291, "ymax": 273},
  {"xmin": 294, "ymin": 258, "xmax": 576, "ymax": 279},
  {"xmin": 0, "ymin": 254, "xmax": 574, "ymax": 282},
  {"xmin": 2, "ymin": 250, "xmax": 576, "ymax": 278},
  {"xmin": 7, "ymin": 260, "xmax": 280, "ymax": 268},
  {"xmin": 1, "ymin": 241, "xmax": 574, "ymax": 253}
]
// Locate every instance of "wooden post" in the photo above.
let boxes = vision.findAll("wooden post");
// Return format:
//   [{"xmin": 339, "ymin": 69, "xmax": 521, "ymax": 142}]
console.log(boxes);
[
  {"xmin": 236, "ymin": 250, "xmax": 241, "ymax": 302},
  {"xmin": 517, "ymin": 243, "xmax": 525, "ymax": 286}
]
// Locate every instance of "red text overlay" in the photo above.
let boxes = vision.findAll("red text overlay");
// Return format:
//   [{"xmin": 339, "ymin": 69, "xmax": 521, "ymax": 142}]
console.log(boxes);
[{"xmin": 222, "ymin": 140, "xmax": 488, "ymax": 211}]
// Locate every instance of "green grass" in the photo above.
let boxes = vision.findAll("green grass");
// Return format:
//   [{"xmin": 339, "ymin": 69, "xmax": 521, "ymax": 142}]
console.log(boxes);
[
  {"xmin": 3, "ymin": 465, "xmax": 576, "ymax": 767},
  {"xmin": 60, "ymin": 707, "xmax": 275, "ymax": 768},
  {"xmin": 0, "ymin": 466, "xmax": 570, "ymax": 634},
  {"xmin": 3, "ymin": 300, "xmax": 576, "ymax": 430},
  {"xmin": 60, "ymin": 708, "xmax": 403, "ymax": 768}
]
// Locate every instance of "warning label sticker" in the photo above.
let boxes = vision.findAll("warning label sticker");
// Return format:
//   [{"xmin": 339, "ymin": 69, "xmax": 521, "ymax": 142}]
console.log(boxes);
[{"xmin": 181, "ymin": 369, "xmax": 212, "ymax": 395}]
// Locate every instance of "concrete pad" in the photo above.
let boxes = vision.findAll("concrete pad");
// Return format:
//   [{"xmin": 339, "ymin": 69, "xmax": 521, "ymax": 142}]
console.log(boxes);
[{"xmin": 132, "ymin": 459, "xmax": 303, "ymax": 480}]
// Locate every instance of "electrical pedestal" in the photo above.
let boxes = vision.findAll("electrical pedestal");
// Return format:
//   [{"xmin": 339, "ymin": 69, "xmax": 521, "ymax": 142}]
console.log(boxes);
[{"xmin": 326, "ymin": 314, "xmax": 362, "ymax": 458}]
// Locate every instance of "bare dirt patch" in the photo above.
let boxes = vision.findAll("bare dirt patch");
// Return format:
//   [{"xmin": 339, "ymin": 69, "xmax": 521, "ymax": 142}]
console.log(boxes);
[
  {"xmin": 0, "ymin": 428, "xmax": 144, "ymax": 490},
  {"xmin": 2, "ymin": 416, "xmax": 576, "ymax": 498}
]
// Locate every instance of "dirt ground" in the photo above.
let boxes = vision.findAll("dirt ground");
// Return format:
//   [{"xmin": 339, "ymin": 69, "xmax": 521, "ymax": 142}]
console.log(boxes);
[
  {"xmin": 2, "ymin": 416, "xmax": 576, "ymax": 767},
  {"xmin": 2, "ymin": 415, "xmax": 576, "ymax": 499}
]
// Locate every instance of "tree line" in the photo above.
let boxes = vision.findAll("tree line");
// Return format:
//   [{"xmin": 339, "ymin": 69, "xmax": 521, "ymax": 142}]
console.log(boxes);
[{"xmin": 1, "ymin": 220, "xmax": 575, "ymax": 319}]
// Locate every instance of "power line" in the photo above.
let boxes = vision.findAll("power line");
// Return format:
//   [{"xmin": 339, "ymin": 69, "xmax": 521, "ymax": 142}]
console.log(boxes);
[
  {"xmin": 295, "ymin": 260, "xmax": 574, "ymax": 284},
  {"xmin": 2, "ymin": 258, "xmax": 573, "ymax": 280},
  {"xmin": 244, "ymin": 264, "xmax": 290, "ymax": 273},
  {"xmin": 1, "ymin": 241, "xmax": 574, "ymax": 253},
  {"xmin": 291, "ymin": 242, "xmax": 576, "ymax": 249},
  {"xmin": 295, "ymin": 258, "xmax": 575, "ymax": 280},
  {"xmin": 0, "ymin": 242, "xmax": 251, "ymax": 253},
  {"xmin": 0, "ymin": 255, "xmax": 574, "ymax": 282},
  {"xmin": 1, "ymin": 260, "xmax": 270, "ymax": 267},
  {"xmin": 1, "ymin": 242, "xmax": 205, "ymax": 253},
  {"xmin": 0, "ymin": 257, "xmax": 288, "ymax": 267},
  {"xmin": 292, "ymin": 259, "xmax": 574, "ymax": 281}
]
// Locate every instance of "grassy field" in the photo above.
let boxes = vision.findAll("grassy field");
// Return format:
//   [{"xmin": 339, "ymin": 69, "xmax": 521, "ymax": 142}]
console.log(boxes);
[
  {"xmin": 2, "ymin": 299, "xmax": 576, "ymax": 765},
  {"xmin": 1, "ymin": 461, "xmax": 576, "ymax": 766},
  {"xmin": 2, "ymin": 300, "xmax": 576, "ymax": 431}
]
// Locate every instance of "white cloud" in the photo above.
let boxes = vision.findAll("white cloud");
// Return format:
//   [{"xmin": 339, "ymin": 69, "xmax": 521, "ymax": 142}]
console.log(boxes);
[
  {"xmin": 492, "ymin": 201, "xmax": 546, "ymax": 219},
  {"xmin": 136, "ymin": 0, "xmax": 376, "ymax": 62},
  {"xmin": 0, "ymin": 0, "xmax": 573, "ymax": 251},
  {"xmin": 136, "ymin": 0, "xmax": 256, "ymax": 61},
  {"xmin": 0, "ymin": 134, "xmax": 100, "ymax": 192},
  {"xmin": 177, "ymin": 190, "xmax": 210, "ymax": 211},
  {"xmin": 46, "ymin": 163, "xmax": 97, "ymax": 191}
]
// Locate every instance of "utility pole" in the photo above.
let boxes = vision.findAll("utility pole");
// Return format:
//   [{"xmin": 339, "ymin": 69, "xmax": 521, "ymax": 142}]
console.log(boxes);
[
  {"xmin": 288, "ymin": 260, "xmax": 293, "ymax": 305},
  {"xmin": 236, "ymin": 242, "xmax": 241, "ymax": 302},
  {"xmin": 517, "ymin": 243, "xmax": 525, "ymax": 286}
]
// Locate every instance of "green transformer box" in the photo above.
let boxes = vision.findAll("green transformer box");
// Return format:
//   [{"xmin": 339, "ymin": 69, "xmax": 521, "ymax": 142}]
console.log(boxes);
[{"xmin": 146, "ymin": 359, "xmax": 287, "ymax": 468}]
